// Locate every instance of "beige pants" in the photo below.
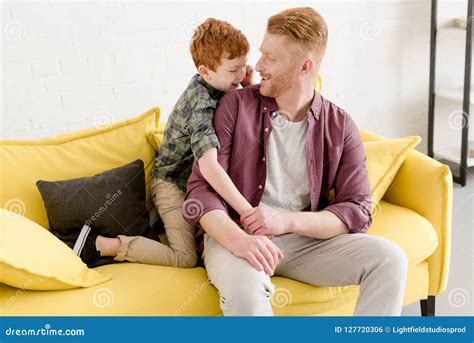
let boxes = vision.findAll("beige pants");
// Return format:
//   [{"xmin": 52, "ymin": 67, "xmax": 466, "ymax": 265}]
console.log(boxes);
[
  {"xmin": 203, "ymin": 231, "xmax": 408, "ymax": 316},
  {"xmin": 114, "ymin": 178, "xmax": 197, "ymax": 267}
]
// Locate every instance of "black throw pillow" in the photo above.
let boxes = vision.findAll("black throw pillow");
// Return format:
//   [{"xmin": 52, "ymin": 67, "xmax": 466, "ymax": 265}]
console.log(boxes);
[{"xmin": 36, "ymin": 159, "xmax": 152, "ymax": 244}]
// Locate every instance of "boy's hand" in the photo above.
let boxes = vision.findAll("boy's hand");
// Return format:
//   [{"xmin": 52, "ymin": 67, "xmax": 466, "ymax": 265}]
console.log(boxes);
[
  {"xmin": 240, "ymin": 65, "xmax": 254, "ymax": 87},
  {"xmin": 240, "ymin": 207, "xmax": 290, "ymax": 237}
]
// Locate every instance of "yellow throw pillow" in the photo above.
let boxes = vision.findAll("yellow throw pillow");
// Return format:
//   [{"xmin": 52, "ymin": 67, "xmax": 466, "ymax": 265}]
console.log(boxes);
[
  {"xmin": 0, "ymin": 208, "xmax": 111, "ymax": 290},
  {"xmin": 364, "ymin": 136, "xmax": 421, "ymax": 210},
  {"xmin": 146, "ymin": 122, "xmax": 166, "ymax": 152}
]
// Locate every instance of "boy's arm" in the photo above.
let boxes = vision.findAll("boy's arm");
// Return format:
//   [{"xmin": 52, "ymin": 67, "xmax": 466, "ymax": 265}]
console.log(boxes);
[
  {"xmin": 198, "ymin": 148, "xmax": 252, "ymax": 215},
  {"xmin": 183, "ymin": 93, "xmax": 237, "ymax": 227},
  {"xmin": 184, "ymin": 93, "xmax": 280, "ymax": 271},
  {"xmin": 187, "ymin": 100, "xmax": 221, "ymax": 164},
  {"xmin": 186, "ymin": 95, "xmax": 273, "ymax": 240},
  {"xmin": 184, "ymin": 92, "xmax": 246, "ymax": 240}
]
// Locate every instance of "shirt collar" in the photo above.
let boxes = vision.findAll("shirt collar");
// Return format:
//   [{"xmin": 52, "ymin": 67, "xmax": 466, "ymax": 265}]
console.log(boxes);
[
  {"xmin": 259, "ymin": 86, "xmax": 322, "ymax": 121},
  {"xmin": 196, "ymin": 74, "xmax": 225, "ymax": 99}
]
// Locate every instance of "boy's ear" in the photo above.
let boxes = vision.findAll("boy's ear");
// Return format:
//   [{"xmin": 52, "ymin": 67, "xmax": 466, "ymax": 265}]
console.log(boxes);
[{"xmin": 198, "ymin": 65, "xmax": 212, "ymax": 81}]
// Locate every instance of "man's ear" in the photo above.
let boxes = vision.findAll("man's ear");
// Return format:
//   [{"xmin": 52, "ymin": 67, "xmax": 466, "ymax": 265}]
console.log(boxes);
[
  {"xmin": 198, "ymin": 65, "xmax": 212, "ymax": 81},
  {"xmin": 301, "ymin": 59, "xmax": 315, "ymax": 75}
]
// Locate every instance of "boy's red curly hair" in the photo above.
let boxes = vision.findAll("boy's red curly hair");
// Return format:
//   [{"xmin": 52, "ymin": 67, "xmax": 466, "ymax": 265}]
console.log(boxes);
[{"xmin": 190, "ymin": 18, "xmax": 249, "ymax": 72}]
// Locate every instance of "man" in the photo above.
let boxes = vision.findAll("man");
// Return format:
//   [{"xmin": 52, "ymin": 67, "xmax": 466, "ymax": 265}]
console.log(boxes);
[{"xmin": 183, "ymin": 7, "xmax": 408, "ymax": 316}]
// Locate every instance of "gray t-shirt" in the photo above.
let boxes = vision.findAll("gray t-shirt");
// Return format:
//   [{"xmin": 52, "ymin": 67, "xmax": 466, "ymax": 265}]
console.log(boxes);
[{"xmin": 259, "ymin": 111, "xmax": 310, "ymax": 212}]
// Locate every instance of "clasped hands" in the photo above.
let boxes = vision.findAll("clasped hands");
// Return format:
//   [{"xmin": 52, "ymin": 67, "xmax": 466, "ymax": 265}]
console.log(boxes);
[
  {"xmin": 230, "ymin": 207, "xmax": 291, "ymax": 276},
  {"xmin": 240, "ymin": 206, "xmax": 289, "ymax": 238}
]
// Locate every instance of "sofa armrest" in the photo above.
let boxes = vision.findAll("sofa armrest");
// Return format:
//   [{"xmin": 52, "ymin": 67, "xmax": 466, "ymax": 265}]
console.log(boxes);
[{"xmin": 383, "ymin": 150, "xmax": 453, "ymax": 296}]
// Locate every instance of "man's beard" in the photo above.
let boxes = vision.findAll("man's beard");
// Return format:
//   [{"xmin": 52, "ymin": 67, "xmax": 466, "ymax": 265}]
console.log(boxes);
[{"xmin": 260, "ymin": 66, "xmax": 297, "ymax": 98}]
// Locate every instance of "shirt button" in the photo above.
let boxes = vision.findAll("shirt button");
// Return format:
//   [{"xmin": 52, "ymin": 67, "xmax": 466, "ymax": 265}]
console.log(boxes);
[
  {"xmin": 263, "ymin": 107, "xmax": 267, "ymax": 111},
  {"xmin": 262, "ymin": 157, "xmax": 266, "ymax": 161},
  {"xmin": 264, "ymin": 128, "xmax": 269, "ymax": 132},
  {"xmin": 258, "ymin": 185, "xmax": 263, "ymax": 190}
]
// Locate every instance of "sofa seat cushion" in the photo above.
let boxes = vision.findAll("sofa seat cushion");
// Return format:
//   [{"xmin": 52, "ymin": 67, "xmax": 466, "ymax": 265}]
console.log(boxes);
[
  {"xmin": 0, "ymin": 261, "xmax": 357, "ymax": 316},
  {"xmin": 368, "ymin": 200, "xmax": 438, "ymax": 264},
  {"xmin": 0, "ymin": 200, "xmax": 437, "ymax": 316},
  {"xmin": 0, "ymin": 262, "xmax": 430, "ymax": 316},
  {"xmin": 0, "ymin": 264, "xmax": 219, "ymax": 316}
]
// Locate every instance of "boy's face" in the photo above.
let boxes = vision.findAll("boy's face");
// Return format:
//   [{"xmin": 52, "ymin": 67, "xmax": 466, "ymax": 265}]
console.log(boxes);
[{"xmin": 203, "ymin": 55, "xmax": 248, "ymax": 92}]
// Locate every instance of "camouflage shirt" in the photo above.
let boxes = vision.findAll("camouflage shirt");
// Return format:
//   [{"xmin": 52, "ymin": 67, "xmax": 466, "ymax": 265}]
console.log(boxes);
[{"xmin": 152, "ymin": 74, "xmax": 225, "ymax": 192}]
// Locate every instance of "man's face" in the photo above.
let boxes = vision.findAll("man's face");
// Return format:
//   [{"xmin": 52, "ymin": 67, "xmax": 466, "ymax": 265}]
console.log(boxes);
[
  {"xmin": 255, "ymin": 32, "xmax": 304, "ymax": 97},
  {"xmin": 206, "ymin": 55, "xmax": 247, "ymax": 92}
]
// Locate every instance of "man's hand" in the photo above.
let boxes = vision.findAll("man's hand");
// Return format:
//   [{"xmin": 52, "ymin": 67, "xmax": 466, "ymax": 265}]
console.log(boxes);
[
  {"xmin": 229, "ymin": 234, "xmax": 284, "ymax": 276},
  {"xmin": 240, "ymin": 207, "xmax": 291, "ymax": 237},
  {"xmin": 240, "ymin": 65, "xmax": 254, "ymax": 87}
]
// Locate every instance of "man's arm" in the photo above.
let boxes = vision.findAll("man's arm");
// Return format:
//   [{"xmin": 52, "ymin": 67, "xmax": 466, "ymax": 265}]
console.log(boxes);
[
  {"xmin": 242, "ymin": 207, "xmax": 349, "ymax": 240},
  {"xmin": 284, "ymin": 210, "xmax": 348, "ymax": 239},
  {"xmin": 241, "ymin": 113, "xmax": 372, "ymax": 239},
  {"xmin": 322, "ymin": 114, "xmax": 372, "ymax": 234}
]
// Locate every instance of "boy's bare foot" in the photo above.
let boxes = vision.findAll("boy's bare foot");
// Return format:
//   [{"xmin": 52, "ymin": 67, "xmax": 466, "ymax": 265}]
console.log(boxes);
[{"xmin": 95, "ymin": 235, "xmax": 120, "ymax": 257}]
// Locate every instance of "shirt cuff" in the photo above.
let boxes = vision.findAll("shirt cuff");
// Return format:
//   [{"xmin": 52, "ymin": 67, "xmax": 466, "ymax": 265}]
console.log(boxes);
[{"xmin": 325, "ymin": 202, "xmax": 372, "ymax": 233}]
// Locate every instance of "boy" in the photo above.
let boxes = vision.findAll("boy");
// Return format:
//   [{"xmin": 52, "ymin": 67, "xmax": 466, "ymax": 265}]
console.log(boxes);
[{"xmin": 75, "ymin": 18, "xmax": 254, "ymax": 268}]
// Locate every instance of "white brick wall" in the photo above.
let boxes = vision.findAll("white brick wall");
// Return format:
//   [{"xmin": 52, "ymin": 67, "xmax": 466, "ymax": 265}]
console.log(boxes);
[{"xmin": 0, "ymin": 0, "xmax": 468, "ymax": 153}]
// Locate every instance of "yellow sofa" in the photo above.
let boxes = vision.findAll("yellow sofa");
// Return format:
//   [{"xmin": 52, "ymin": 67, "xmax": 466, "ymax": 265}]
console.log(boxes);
[{"xmin": 0, "ymin": 107, "xmax": 452, "ymax": 316}]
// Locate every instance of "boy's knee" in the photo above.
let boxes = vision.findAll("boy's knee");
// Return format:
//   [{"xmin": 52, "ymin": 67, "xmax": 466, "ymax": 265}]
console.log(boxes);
[{"xmin": 176, "ymin": 252, "xmax": 198, "ymax": 268}]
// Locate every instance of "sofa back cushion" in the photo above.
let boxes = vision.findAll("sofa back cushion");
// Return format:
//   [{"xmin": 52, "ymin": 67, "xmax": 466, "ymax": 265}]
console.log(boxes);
[
  {"xmin": 0, "ymin": 107, "xmax": 160, "ymax": 229},
  {"xmin": 359, "ymin": 129, "xmax": 385, "ymax": 142}
]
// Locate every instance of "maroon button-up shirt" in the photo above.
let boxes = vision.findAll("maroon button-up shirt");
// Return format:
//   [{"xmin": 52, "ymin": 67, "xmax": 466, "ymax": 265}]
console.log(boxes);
[{"xmin": 184, "ymin": 84, "xmax": 372, "ymax": 254}]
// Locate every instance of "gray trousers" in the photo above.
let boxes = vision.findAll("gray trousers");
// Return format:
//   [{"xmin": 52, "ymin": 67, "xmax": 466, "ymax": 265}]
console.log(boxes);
[{"xmin": 202, "ymin": 232, "xmax": 408, "ymax": 316}]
